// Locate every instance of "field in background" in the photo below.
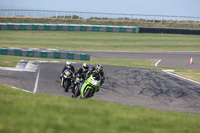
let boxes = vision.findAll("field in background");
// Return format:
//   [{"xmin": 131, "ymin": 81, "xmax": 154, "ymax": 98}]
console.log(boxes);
[
  {"xmin": 1, "ymin": 30, "xmax": 200, "ymax": 51},
  {"xmin": 0, "ymin": 17, "xmax": 200, "ymax": 29}
]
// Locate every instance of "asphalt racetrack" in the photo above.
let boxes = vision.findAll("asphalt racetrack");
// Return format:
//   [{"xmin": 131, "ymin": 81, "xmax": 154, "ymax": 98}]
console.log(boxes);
[
  {"xmin": 71, "ymin": 51, "xmax": 200, "ymax": 70},
  {"xmin": 1, "ymin": 54, "xmax": 200, "ymax": 114}
]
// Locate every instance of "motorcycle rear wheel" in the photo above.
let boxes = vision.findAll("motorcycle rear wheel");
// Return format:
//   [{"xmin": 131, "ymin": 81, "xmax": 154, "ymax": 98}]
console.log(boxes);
[
  {"xmin": 64, "ymin": 80, "xmax": 69, "ymax": 92},
  {"xmin": 74, "ymin": 86, "xmax": 80, "ymax": 97}
]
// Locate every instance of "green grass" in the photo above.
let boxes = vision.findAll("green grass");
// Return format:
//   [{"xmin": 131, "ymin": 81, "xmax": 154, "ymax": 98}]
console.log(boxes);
[
  {"xmin": 1, "ymin": 84, "xmax": 200, "ymax": 133},
  {"xmin": 0, "ymin": 55, "xmax": 22, "ymax": 67},
  {"xmin": 1, "ymin": 17, "xmax": 200, "ymax": 29},
  {"xmin": 0, "ymin": 31, "xmax": 200, "ymax": 51},
  {"xmin": 174, "ymin": 69, "xmax": 200, "ymax": 82}
]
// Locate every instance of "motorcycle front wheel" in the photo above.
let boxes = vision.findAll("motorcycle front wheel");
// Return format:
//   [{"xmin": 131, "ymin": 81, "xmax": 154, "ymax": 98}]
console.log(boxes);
[
  {"xmin": 84, "ymin": 89, "xmax": 91, "ymax": 98},
  {"xmin": 64, "ymin": 80, "xmax": 70, "ymax": 92}
]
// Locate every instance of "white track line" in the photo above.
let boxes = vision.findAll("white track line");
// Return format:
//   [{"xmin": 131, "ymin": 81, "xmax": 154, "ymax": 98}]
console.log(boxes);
[
  {"xmin": 11, "ymin": 86, "xmax": 32, "ymax": 93},
  {"xmin": 33, "ymin": 64, "xmax": 40, "ymax": 93},
  {"xmin": 74, "ymin": 50, "xmax": 200, "ymax": 53},
  {"xmin": 0, "ymin": 67, "xmax": 36, "ymax": 72},
  {"xmin": 162, "ymin": 70, "xmax": 200, "ymax": 85},
  {"xmin": 155, "ymin": 59, "xmax": 162, "ymax": 67}
]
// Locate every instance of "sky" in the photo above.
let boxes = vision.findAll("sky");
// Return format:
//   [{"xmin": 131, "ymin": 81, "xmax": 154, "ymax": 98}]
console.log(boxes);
[{"xmin": 0, "ymin": 0, "xmax": 200, "ymax": 17}]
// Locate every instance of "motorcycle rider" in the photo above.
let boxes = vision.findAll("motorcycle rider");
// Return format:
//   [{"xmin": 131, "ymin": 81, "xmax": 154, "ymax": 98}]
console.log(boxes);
[
  {"xmin": 62, "ymin": 61, "xmax": 75, "ymax": 73},
  {"xmin": 74, "ymin": 63, "xmax": 89, "ymax": 76},
  {"xmin": 60, "ymin": 61, "xmax": 75, "ymax": 86},
  {"xmin": 79, "ymin": 65, "xmax": 104, "ymax": 98},
  {"xmin": 86, "ymin": 64, "xmax": 105, "ymax": 88},
  {"xmin": 71, "ymin": 63, "xmax": 89, "ymax": 97}
]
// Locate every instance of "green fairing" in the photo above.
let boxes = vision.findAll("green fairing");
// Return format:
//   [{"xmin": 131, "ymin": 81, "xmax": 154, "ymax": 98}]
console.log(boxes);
[{"xmin": 81, "ymin": 75, "xmax": 101, "ymax": 98}]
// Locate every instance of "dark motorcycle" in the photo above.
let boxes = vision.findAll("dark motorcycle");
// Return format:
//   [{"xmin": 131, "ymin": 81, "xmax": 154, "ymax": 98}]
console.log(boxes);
[
  {"xmin": 72, "ymin": 73, "xmax": 85, "ymax": 98},
  {"xmin": 61, "ymin": 69, "xmax": 73, "ymax": 92}
]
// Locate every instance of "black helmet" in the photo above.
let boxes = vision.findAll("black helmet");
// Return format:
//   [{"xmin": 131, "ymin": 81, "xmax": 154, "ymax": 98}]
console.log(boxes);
[
  {"xmin": 82, "ymin": 63, "xmax": 89, "ymax": 70},
  {"xmin": 96, "ymin": 64, "xmax": 103, "ymax": 72}
]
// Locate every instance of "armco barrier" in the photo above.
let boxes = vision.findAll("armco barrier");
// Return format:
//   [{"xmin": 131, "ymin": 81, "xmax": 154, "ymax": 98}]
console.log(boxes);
[
  {"xmin": 8, "ymin": 48, "xmax": 14, "ymax": 55},
  {"xmin": 139, "ymin": 27, "xmax": 200, "ymax": 35},
  {"xmin": 2, "ymin": 23, "xmax": 200, "ymax": 35},
  {"xmin": 0, "ymin": 23, "xmax": 139, "ymax": 33},
  {"xmin": 54, "ymin": 51, "xmax": 61, "ymax": 59},
  {"xmin": 21, "ymin": 49, "xmax": 27, "ymax": 56},
  {"xmin": 14, "ymin": 49, "xmax": 22, "ymax": 56},
  {"xmin": 40, "ymin": 51, "xmax": 48, "ymax": 58},
  {"xmin": 0, "ymin": 47, "xmax": 90, "ymax": 61},
  {"xmin": 67, "ymin": 52, "xmax": 74, "ymax": 60},
  {"xmin": 27, "ymin": 50, "xmax": 34, "ymax": 57},
  {"xmin": 61, "ymin": 52, "xmax": 67, "ymax": 59},
  {"xmin": 1, "ymin": 48, "xmax": 8, "ymax": 55}
]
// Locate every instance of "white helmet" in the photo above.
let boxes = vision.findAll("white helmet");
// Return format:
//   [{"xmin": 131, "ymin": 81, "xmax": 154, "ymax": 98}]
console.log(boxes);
[
  {"xmin": 82, "ymin": 63, "xmax": 89, "ymax": 70},
  {"xmin": 66, "ymin": 61, "xmax": 72, "ymax": 68}
]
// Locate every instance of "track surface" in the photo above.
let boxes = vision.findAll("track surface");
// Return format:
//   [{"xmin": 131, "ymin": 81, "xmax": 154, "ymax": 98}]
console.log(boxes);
[
  {"xmin": 0, "ymin": 62, "xmax": 200, "ymax": 114},
  {"xmin": 71, "ymin": 51, "xmax": 200, "ymax": 70}
]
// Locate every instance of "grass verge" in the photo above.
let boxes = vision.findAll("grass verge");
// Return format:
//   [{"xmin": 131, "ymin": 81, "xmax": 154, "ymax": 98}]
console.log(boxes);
[
  {"xmin": 1, "ymin": 84, "xmax": 200, "ymax": 133},
  {"xmin": 0, "ymin": 31, "xmax": 200, "ymax": 51}
]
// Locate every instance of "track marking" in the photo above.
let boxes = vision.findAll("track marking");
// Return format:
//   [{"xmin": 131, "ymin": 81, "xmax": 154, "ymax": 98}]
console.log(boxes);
[
  {"xmin": 74, "ymin": 50, "xmax": 200, "ymax": 53},
  {"xmin": 0, "ymin": 67, "xmax": 36, "ymax": 72},
  {"xmin": 155, "ymin": 59, "xmax": 161, "ymax": 67},
  {"xmin": 38, "ymin": 60, "xmax": 77, "ymax": 64},
  {"xmin": 33, "ymin": 64, "xmax": 40, "ymax": 93},
  {"xmin": 11, "ymin": 86, "xmax": 32, "ymax": 93},
  {"xmin": 162, "ymin": 70, "xmax": 200, "ymax": 85},
  {"xmin": 162, "ymin": 69, "xmax": 175, "ymax": 72},
  {"xmin": 47, "ymin": 49, "xmax": 58, "ymax": 51}
]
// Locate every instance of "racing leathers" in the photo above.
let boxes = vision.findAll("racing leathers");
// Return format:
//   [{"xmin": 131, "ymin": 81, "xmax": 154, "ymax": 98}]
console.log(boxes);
[
  {"xmin": 60, "ymin": 64, "xmax": 75, "ymax": 86},
  {"xmin": 62, "ymin": 65, "xmax": 75, "ymax": 73},
  {"xmin": 71, "ymin": 67, "xmax": 89, "ymax": 91},
  {"xmin": 86, "ymin": 67, "xmax": 105, "ymax": 88}
]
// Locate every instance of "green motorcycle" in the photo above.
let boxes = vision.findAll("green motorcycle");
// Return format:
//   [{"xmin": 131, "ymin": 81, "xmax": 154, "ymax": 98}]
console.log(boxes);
[{"xmin": 81, "ymin": 74, "xmax": 101, "ymax": 98}]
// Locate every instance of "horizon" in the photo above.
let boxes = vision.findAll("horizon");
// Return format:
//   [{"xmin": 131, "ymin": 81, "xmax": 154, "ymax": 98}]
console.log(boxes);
[{"xmin": 0, "ymin": 0, "xmax": 200, "ymax": 18}]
